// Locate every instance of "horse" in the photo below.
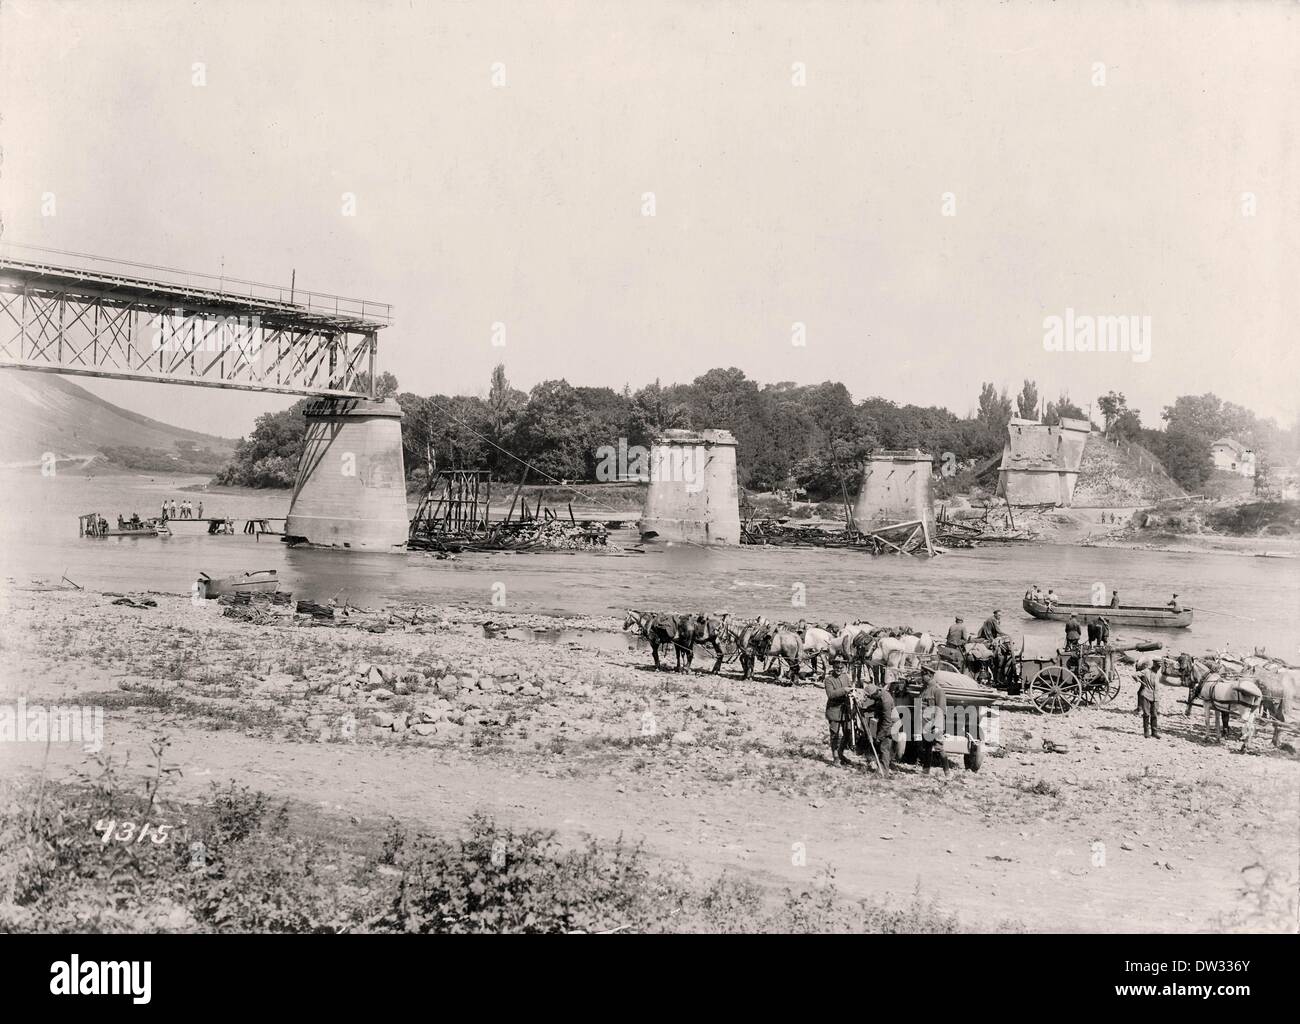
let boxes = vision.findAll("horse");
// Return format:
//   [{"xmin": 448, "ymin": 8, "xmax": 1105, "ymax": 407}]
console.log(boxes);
[
  {"xmin": 853, "ymin": 631, "xmax": 914, "ymax": 686},
  {"xmin": 1241, "ymin": 652, "xmax": 1298, "ymax": 748},
  {"xmin": 733, "ymin": 617, "xmax": 769, "ymax": 680},
  {"xmin": 894, "ymin": 630, "xmax": 936, "ymax": 670},
  {"xmin": 623, "ymin": 610, "xmax": 684, "ymax": 672},
  {"xmin": 668, "ymin": 613, "xmax": 713, "ymax": 673},
  {"xmin": 1182, "ymin": 653, "xmax": 1264, "ymax": 751},
  {"xmin": 801, "ymin": 623, "xmax": 838, "ymax": 678},
  {"xmin": 694, "ymin": 613, "xmax": 737, "ymax": 675},
  {"xmin": 739, "ymin": 620, "xmax": 801, "ymax": 684}
]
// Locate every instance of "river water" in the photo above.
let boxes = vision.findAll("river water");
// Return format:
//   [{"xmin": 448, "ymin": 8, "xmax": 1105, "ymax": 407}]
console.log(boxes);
[{"xmin": 2, "ymin": 469, "xmax": 1297, "ymax": 660}]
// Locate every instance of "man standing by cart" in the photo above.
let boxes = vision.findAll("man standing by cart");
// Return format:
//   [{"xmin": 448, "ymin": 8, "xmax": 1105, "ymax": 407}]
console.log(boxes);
[
  {"xmin": 824, "ymin": 654, "xmax": 853, "ymax": 765},
  {"xmin": 859, "ymin": 678, "xmax": 896, "ymax": 775},
  {"xmin": 1136, "ymin": 660, "xmax": 1162, "ymax": 739},
  {"xmin": 918, "ymin": 671, "xmax": 949, "ymax": 777}
]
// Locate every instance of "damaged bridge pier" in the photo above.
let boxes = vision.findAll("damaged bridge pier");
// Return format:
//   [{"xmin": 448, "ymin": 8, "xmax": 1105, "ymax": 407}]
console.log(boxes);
[{"xmin": 639, "ymin": 429, "xmax": 742, "ymax": 545}]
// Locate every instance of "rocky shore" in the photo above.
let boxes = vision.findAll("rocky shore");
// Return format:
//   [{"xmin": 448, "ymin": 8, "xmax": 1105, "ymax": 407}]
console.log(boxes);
[{"xmin": 1, "ymin": 584, "xmax": 1296, "ymax": 932}]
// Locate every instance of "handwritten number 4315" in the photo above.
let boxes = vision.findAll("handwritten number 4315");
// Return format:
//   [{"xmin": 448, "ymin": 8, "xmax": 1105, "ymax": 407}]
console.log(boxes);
[{"xmin": 94, "ymin": 820, "xmax": 175, "ymax": 844}]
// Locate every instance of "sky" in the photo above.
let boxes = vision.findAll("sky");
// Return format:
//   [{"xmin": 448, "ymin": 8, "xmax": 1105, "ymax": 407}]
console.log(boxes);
[{"xmin": 1, "ymin": 0, "xmax": 1297, "ymax": 440}]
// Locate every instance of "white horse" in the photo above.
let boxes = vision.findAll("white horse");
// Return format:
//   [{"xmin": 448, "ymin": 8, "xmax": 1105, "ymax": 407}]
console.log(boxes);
[
  {"xmin": 1183, "ymin": 654, "xmax": 1264, "ymax": 752},
  {"xmin": 801, "ymin": 625, "xmax": 839, "ymax": 677},
  {"xmin": 1242, "ymin": 653, "xmax": 1298, "ymax": 748}
]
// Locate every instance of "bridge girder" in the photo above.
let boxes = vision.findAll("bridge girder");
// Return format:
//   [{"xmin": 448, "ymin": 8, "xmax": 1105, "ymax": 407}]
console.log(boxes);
[{"xmin": 0, "ymin": 254, "xmax": 388, "ymax": 398}]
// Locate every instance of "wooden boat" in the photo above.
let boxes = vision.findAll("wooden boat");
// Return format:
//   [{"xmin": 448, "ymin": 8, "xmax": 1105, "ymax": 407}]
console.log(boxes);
[
  {"xmin": 1022, "ymin": 595, "xmax": 1192, "ymax": 629},
  {"xmin": 196, "ymin": 569, "xmax": 280, "ymax": 599},
  {"xmin": 79, "ymin": 513, "xmax": 169, "ymax": 538}
]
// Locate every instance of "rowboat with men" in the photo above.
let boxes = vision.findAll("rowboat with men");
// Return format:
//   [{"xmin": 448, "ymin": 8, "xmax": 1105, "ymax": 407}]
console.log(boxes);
[{"xmin": 1021, "ymin": 595, "xmax": 1193, "ymax": 629}]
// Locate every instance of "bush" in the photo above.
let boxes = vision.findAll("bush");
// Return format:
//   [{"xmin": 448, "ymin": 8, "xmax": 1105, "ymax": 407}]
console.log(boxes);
[{"xmin": 0, "ymin": 771, "xmax": 973, "ymax": 934}]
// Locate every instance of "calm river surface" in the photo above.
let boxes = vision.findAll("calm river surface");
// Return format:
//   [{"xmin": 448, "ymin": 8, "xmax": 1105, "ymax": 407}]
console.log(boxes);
[{"xmin": 2, "ymin": 470, "xmax": 1297, "ymax": 660}]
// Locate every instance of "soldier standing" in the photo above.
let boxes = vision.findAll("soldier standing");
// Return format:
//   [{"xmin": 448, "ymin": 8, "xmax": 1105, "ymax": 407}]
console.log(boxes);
[
  {"xmin": 1137, "ymin": 661, "xmax": 1162, "ymax": 739},
  {"xmin": 823, "ymin": 654, "xmax": 852, "ymax": 765},
  {"xmin": 918, "ymin": 671, "xmax": 949, "ymax": 776},
  {"xmin": 859, "ymin": 679, "xmax": 896, "ymax": 775},
  {"xmin": 945, "ymin": 616, "xmax": 969, "ymax": 670}
]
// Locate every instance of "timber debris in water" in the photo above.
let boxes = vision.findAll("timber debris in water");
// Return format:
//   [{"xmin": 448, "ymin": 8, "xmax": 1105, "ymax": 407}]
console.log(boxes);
[
  {"xmin": 935, "ymin": 502, "xmax": 1059, "ymax": 545},
  {"xmin": 740, "ymin": 517, "xmax": 938, "ymax": 555},
  {"xmin": 407, "ymin": 468, "xmax": 612, "ymax": 552}
]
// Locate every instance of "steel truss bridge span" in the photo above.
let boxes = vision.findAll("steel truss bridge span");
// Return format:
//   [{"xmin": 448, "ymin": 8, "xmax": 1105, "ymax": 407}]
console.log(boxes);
[{"xmin": 0, "ymin": 243, "xmax": 391, "ymax": 398}]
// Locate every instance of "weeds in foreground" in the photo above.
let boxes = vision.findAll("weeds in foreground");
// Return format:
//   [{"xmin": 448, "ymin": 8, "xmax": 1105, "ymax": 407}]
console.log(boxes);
[{"xmin": 0, "ymin": 771, "xmax": 971, "ymax": 934}]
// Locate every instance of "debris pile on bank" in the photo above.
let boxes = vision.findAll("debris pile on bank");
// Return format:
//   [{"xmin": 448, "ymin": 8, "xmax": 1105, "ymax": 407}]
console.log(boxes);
[
  {"xmin": 410, "ymin": 517, "xmax": 609, "ymax": 553},
  {"xmin": 934, "ymin": 502, "xmax": 1082, "ymax": 545}
]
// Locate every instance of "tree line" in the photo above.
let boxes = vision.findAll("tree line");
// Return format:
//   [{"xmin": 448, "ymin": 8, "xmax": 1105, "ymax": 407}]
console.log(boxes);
[{"xmin": 214, "ymin": 366, "xmax": 1295, "ymax": 498}]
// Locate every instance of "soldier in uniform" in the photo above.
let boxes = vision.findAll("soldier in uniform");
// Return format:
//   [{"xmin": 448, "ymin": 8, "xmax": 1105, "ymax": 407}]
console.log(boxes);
[
  {"xmin": 918, "ymin": 671, "xmax": 949, "ymax": 776},
  {"xmin": 1063, "ymin": 614, "xmax": 1084, "ymax": 676},
  {"xmin": 1064, "ymin": 614, "xmax": 1082, "ymax": 648},
  {"xmin": 823, "ymin": 653, "xmax": 853, "ymax": 765},
  {"xmin": 978, "ymin": 609, "xmax": 1008, "ymax": 643},
  {"xmin": 1136, "ymin": 660, "xmax": 1161, "ymax": 739},
  {"xmin": 859, "ymin": 678, "xmax": 896, "ymax": 775},
  {"xmin": 944, "ymin": 615, "xmax": 969, "ymax": 670}
]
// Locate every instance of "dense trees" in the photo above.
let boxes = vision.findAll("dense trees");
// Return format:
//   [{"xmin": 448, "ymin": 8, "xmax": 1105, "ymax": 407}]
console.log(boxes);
[
  {"xmin": 214, "ymin": 400, "xmax": 309, "ymax": 487},
  {"xmin": 215, "ymin": 366, "xmax": 1295, "ymax": 500}
]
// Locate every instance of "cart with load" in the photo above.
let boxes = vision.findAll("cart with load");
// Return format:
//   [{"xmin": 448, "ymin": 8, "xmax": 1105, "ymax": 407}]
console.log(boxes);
[
  {"xmin": 853, "ymin": 668, "xmax": 1000, "ymax": 771},
  {"xmin": 955, "ymin": 637, "xmax": 1153, "ymax": 714}
]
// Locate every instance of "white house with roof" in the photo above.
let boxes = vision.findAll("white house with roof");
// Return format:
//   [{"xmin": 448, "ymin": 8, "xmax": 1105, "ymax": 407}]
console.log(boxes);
[{"xmin": 1210, "ymin": 437, "xmax": 1255, "ymax": 477}]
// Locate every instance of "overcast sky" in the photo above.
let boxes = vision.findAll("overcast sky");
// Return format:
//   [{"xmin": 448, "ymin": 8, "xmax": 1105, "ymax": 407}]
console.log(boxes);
[{"xmin": 2, "ymin": 0, "xmax": 1296, "ymax": 439}]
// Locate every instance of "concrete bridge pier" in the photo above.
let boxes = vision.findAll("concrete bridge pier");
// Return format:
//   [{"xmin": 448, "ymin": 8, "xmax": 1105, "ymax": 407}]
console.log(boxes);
[
  {"xmin": 285, "ymin": 397, "xmax": 409, "ymax": 550},
  {"xmin": 638, "ymin": 428, "xmax": 741, "ymax": 545}
]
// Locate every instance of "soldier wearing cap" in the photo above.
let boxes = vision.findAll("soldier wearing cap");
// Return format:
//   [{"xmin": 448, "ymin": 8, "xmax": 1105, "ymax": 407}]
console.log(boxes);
[
  {"xmin": 1065, "ymin": 613, "xmax": 1082, "ymax": 647},
  {"xmin": 945, "ymin": 615, "xmax": 969, "ymax": 671},
  {"xmin": 823, "ymin": 652, "xmax": 853, "ymax": 764},
  {"xmin": 978, "ymin": 609, "xmax": 1008, "ymax": 643},
  {"xmin": 1136, "ymin": 659, "xmax": 1162, "ymax": 739},
  {"xmin": 859, "ymin": 677, "xmax": 896, "ymax": 774}
]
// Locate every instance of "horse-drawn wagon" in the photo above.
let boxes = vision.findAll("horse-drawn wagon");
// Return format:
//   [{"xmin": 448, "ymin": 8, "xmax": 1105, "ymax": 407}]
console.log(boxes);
[
  {"xmin": 866, "ymin": 666, "xmax": 999, "ymax": 771},
  {"xmin": 942, "ymin": 638, "xmax": 1126, "ymax": 714}
]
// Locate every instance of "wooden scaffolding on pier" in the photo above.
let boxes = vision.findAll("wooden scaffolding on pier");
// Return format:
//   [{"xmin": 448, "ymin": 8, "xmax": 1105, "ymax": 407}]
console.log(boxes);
[{"xmin": 408, "ymin": 469, "xmax": 492, "ymax": 543}]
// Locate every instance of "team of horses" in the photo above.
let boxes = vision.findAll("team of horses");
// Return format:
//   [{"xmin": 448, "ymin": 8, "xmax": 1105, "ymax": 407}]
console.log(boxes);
[
  {"xmin": 1159, "ymin": 650, "xmax": 1297, "ymax": 753},
  {"xmin": 621, "ymin": 610, "xmax": 936, "ymax": 685},
  {"xmin": 623, "ymin": 609, "xmax": 1297, "ymax": 755}
]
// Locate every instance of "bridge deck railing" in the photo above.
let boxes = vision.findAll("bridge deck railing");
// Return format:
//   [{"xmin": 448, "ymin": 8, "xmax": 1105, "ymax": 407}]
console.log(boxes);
[{"xmin": 0, "ymin": 242, "xmax": 391, "ymax": 325}]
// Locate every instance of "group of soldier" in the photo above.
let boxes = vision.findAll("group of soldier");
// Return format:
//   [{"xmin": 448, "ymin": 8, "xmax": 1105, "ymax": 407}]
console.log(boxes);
[{"xmin": 822, "ymin": 653, "xmax": 950, "ymax": 778}]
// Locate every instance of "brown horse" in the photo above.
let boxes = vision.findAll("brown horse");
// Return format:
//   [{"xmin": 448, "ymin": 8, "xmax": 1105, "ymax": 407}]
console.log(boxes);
[
  {"xmin": 671, "ymin": 613, "xmax": 712, "ymax": 673},
  {"xmin": 689, "ymin": 613, "xmax": 735, "ymax": 675},
  {"xmin": 623, "ymin": 610, "xmax": 685, "ymax": 671}
]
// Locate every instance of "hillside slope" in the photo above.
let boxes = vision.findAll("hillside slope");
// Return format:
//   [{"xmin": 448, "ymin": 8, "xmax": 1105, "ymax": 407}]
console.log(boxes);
[
  {"xmin": 1071, "ymin": 433, "xmax": 1184, "ymax": 506},
  {"xmin": 0, "ymin": 370, "xmax": 237, "ymax": 467}
]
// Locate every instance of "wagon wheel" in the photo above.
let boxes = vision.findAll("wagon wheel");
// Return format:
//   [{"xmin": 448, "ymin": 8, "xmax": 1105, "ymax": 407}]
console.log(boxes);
[
  {"xmin": 1029, "ymin": 666, "xmax": 1081, "ymax": 714},
  {"xmin": 1079, "ymin": 663, "xmax": 1121, "ymax": 705},
  {"xmin": 938, "ymin": 659, "xmax": 963, "ymax": 676}
]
